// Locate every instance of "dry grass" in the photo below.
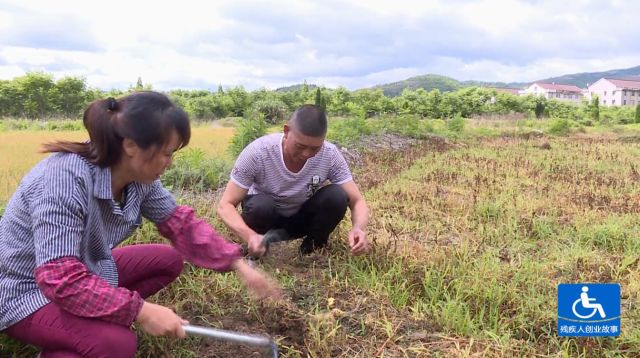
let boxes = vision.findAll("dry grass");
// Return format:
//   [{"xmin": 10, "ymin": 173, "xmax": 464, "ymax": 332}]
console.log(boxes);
[
  {"xmin": 0, "ymin": 130, "xmax": 87, "ymax": 203},
  {"xmin": 130, "ymin": 131, "xmax": 640, "ymax": 357},
  {"xmin": 2, "ymin": 120, "xmax": 640, "ymax": 357}
]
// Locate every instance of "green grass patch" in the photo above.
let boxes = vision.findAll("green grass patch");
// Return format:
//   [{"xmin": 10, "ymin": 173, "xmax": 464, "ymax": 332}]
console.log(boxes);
[{"xmin": 162, "ymin": 148, "xmax": 232, "ymax": 192}]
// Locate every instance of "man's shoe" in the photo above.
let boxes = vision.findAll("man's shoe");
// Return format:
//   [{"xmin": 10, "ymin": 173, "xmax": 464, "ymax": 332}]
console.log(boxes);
[
  {"xmin": 299, "ymin": 236, "xmax": 315, "ymax": 255},
  {"xmin": 299, "ymin": 236, "xmax": 327, "ymax": 255}
]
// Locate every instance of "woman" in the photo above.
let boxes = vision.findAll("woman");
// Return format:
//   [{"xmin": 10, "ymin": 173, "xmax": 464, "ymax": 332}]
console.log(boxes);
[{"xmin": 0, "ymin": 91, "xmax": 280, "ymax": 357}]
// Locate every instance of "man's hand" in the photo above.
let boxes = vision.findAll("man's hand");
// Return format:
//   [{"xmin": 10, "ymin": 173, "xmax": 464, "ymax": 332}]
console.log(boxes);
[
  {"xmin": 348, "ymin": 227, "xmax": 368, "ymax": 256},
  {"xmin": 247, "ymin": 233, "xmax": 267, "ymax": 257},
  {"xmin": 136, "ymin": 302, "xmax": 189, "ymax": 338},
  {"xmin": 233, "ymin": 259, "xmax": 282, "ymax": 300}
]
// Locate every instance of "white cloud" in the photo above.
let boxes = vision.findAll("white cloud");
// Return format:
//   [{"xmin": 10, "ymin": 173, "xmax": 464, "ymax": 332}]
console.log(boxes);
[{"xmin": 0, "ymin": 0, "xmax": 639, "ymax": 90}]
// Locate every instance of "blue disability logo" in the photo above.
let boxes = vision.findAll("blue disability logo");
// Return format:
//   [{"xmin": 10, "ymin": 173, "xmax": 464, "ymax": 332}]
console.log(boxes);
[{"xmin": 558, "ymin": 283, "xmax": 620, "ymax": 337}]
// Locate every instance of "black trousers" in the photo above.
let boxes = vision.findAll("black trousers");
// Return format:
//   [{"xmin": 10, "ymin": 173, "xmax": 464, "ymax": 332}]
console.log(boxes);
[{"xmin": 241, "ymin": 184, "xmax": 348, "ymax": 248}]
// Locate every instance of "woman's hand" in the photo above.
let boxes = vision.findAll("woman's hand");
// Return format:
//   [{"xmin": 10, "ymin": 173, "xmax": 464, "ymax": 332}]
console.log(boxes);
[
  {"xmin": 232, "ymin": 259, "xmax": 282, "ymax": 300},
  {"xmin": 136, "ymin": 302, "xmax": 189, "ymax": 338}
]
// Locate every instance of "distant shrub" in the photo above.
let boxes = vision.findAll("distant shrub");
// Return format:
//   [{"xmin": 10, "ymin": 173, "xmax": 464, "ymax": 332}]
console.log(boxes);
[
  {"xmin": 217, "ymin": 117, "xmax": 242, "ymax": 127},
  {"xmin": 228, "ymin": 115, "xmax": 267, "ymax": 157},
  {"xmin": 0, "ymin": 119, "xmax": 83, "ymax": 131},
  {"xmin": 45, "ymin": 120, "xmax": 83, "ymax": 131},
  {"xmin": 581, "ymin": 119, "xmax": 594, "ymax": 127},
  {"xmin": 345, "ymin": 102, "xmax": 366, "ymax": 119},
  {"xmin": 3, "ymin": 120, "xmax": 29, "ymax": 131},
  {"xmin": 162, "ymin": 148, "xmax": 232, "ymax": 192},
  {"xmin": 251, "ymin": 99, "xmax": 287, "ymax": 124},
  {"xmin": 327, "ymin": 117, "xmax": 375, "ymax": 147},
  {"xmin": 547, "ymin": 118, "xmax": 571, "ymax": 136},
  {"xmin": 447, "ymin": 114, "xmax": 466, "ymax": 134},
  {"xmin": 471, "ymin": 126, "xmax": 501, "ymax": 137},
  {"xmin": 374, "ymin": 115, "xmax": 434, "ymax": 139},
  {"xmin": 600, "ymin": 106, "xmax": 635, "ymax": 125}
]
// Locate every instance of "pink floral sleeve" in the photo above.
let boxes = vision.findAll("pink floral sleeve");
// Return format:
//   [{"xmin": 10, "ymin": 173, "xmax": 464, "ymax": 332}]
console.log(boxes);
[
  {"xmin": 156, "ymin": 205, "xmax": 243, "ymax": 272},
  {"xmin": 34, "ymin": 256, "xmax": 144, "ymax": 326}
]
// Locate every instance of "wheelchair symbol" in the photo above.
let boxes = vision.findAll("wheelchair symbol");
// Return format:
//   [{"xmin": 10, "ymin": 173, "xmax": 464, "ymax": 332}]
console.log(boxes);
[{"xmin": 572, "ymin": 286, "xmax": 606, "ymax": 319}]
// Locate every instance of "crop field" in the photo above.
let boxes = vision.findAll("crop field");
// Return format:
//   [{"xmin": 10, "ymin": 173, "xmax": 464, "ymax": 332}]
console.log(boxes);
[
  {"xmin": 0, "ymin": 125, "xmax": 235, "ymax": 203},
  {"xmin": 1, "ymin": 119, "xmax": 640, "ymax": 357}
]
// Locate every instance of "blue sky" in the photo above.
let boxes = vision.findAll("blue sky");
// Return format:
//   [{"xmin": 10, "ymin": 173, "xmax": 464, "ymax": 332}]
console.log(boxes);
[{"xmin": 0, "ymin": 0, "xmax": 639, "ymax": 90}]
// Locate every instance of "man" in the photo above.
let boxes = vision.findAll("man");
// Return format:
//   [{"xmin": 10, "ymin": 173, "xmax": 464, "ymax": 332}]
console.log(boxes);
[{"xmin": 217, "ymin": 104, "xmax": 369, "ymax": 257}]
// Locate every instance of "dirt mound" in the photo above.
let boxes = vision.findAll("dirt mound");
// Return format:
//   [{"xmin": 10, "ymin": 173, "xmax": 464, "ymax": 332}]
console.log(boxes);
[
  {"xmin": 520, "ymin": 129, "xmax": 545, "ymax": 140},
  {"xmin": 193, "ymin": 302, "xmax": 306, "ymax": 358},
  {"xmin": 498, "ymin": 129, "xmax": 546, "ymax": 141},
  {"xmin": 340, "ymin": 134, "xmax": 453, "ymax": 190},
  {"xmin": 190, "ymin": 242, "xmax": 331, "ymax": 358},
  {"xmin": 617, "ymin": 135, "xmax": 640, "ymax": 143},
  {"xmin": 339, "ymin": 133, "xmax": 451, "ymax": 168},
  {"xmin": 534, "ymin": 141, "xmax": 552, "ymax": 150}
]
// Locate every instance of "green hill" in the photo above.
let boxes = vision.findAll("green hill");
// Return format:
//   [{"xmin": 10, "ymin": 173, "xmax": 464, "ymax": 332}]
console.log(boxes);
[
  {"xmin": 273, "ymin": 65, "xmax": 640, "ymax": 97},
  {"xmin": 275, "ymin": 83, "xmax": 319, "ymax": 92},
  {"xmin": 461, "ymin": 80, "xmax": 527, "ymax": 89},
  {"xmin": 372, "ymin": 74, "xmax": 461, "ymax": 96},
  {"xmin": 371, "ymin": 74, "xmax": 528, "ymax": 97},
  {"xmin": 535, "ymin": 65, "xmax": 640, "ymax": 88},
  {"xmin": 370, "ymin": 65, "xmax": 640, "ymax": 96}
]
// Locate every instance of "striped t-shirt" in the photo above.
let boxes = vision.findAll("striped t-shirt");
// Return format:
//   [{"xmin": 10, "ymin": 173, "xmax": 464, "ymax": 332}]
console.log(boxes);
[
  {"xmin": 0, "ymin": 152, "xmax": 176, "ymax": 330},
  {"xmin": 230, "ymin": 133, "xmax": 353, "ymax": 217}
]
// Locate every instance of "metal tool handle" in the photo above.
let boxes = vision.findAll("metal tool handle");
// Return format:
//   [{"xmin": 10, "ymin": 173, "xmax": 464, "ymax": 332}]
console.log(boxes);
[{"xmin": 183, "ymin": 324, "xmax": 272, "ymax": 346}]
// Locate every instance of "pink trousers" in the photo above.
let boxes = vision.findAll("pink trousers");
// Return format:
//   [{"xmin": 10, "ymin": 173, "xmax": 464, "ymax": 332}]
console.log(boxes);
[{"xmin": 4, "ymin": 244, "xmax": 183, "ymax": 358}]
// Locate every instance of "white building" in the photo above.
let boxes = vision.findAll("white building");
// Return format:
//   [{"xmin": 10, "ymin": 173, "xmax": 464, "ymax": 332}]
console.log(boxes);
[
  {"xmin": 520, "ymin": 82, "xmax": 584, "ymax": 103},
  {"xmin": 587, "ymin": 78, "xmax": 640, "ymax": 106}
]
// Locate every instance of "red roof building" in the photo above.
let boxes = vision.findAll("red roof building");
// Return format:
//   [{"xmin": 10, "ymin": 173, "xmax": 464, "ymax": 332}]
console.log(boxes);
[{"xmin": 521, "ymin": 82, "xmax": 584, "ymax": 103}]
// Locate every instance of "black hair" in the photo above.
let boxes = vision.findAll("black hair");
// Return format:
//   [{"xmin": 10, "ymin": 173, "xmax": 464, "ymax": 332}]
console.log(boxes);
[
  {"xmin": 43, "ymin": 91, "xmax": 191, "ymax": 167},
  {"xmin": 289, "ymin": 104, "xmax": 327, "ymax": 137}
]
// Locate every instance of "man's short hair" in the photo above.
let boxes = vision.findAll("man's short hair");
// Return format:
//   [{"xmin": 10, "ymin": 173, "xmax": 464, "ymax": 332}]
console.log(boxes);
[{"xmin": 289, "ymin": 104, "xmax": 327, "ymax": 137}]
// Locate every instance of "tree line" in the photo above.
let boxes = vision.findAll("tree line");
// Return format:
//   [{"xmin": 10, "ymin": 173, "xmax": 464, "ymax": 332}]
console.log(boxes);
[{"xmin": 2, "ymin": 71, "xmax": 639, "ymax": 124}]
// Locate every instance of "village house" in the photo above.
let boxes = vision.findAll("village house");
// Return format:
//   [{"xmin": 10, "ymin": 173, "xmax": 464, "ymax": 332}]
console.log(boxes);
[
  {"xmin": 520, "ymin": 82, "xmax": 584, "ymax": 103},
  {"xmin": 586, "ymin": 78, "xmax": 640, "ymax": 106}
]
